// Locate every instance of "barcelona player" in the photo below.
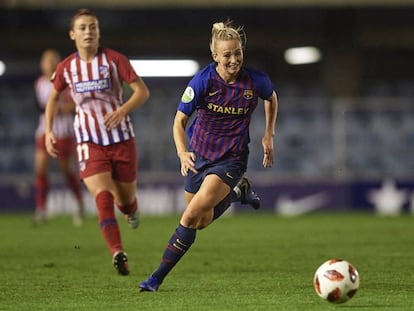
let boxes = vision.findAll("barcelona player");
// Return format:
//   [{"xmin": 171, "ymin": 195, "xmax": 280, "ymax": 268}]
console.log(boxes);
[
  {"xmin": 33, "ymin": 49, "xmax": 84, "ymax": 226},
  {"xmin": 44, "ymin": 9, "xmax": 150, "ymax": 275},
  {"xmin": 139, "ymin": 20, "xmax": 278, "ymax": 291}
]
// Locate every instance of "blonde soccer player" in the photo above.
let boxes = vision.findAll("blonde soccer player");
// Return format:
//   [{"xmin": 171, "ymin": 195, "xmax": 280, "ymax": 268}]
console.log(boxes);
[{"xmin": 140, "ymin": 19, "xmax": 277, "ymax": 291}]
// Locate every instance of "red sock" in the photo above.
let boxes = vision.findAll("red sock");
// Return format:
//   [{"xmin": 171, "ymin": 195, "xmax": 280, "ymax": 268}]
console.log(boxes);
[
  {"xmin": 65, "ymin": 172, "xmax": 83, "ymax": 205},
  {"xmin": 35, "ymin": 175, "xmax": 48, "ymax": 211},
  {"xmin": 116, "ymin": 197, "xmax": 138, "ymax": 215},
  {"xmin": 96, "ymin": 191, "xmax": 123, "ymax": 255}
]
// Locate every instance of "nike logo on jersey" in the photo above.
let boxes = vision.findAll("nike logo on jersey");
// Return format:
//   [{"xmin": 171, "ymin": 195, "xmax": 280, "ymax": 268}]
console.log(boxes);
[
  {"xmin": 208, "ymin": 90, "xmax": 219, "ymax": 96},
  {"xmin": 226, "ymin": 172, "xmax": 234, "ymax": 179}
]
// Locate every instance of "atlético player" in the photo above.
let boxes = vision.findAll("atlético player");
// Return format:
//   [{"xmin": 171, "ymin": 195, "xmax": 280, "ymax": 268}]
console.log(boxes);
[
  {"xmin": 140, "ymin": 20, "xmax": 278, "ymax": 291},
  {"xmin": 44, "ymin": 9, "xmax": 150, "ymax": 275},
  {"xmin": 34, "ymin": 49, "xmax": 85, "ymax": 226}
]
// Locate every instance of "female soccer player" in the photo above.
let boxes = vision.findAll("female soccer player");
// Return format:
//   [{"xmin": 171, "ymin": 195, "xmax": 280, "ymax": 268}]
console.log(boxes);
[
  {"xmin": 139, "ymin": 20, "xmax": 278, "ymax": 291},
  {"xmin": 44, "ymin": 9, "xmax": 150, "ymax": 275},
  {"xmin": 33, "ymin": 49, "xmax": 84, "ymax": 226}
]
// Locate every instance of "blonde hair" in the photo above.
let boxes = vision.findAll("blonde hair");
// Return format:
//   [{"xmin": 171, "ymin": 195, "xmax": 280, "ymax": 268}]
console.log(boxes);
[{"xmin": 210, "ymin": 20, "xmax": 246, "ymax": 54}]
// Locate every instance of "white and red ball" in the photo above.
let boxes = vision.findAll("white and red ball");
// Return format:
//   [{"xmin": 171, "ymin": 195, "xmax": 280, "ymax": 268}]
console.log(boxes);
[{"xmin": 313, "ymin": 259, "xmax": 360, "ymax": 304}]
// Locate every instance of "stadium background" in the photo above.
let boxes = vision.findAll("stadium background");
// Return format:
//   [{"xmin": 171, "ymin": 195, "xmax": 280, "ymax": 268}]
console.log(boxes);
[{"xmin": 1, "ymin": 0, "xmax": 414, "ymax": 216}]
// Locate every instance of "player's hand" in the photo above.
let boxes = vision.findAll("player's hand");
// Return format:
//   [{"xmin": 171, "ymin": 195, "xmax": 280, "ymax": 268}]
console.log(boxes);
[
  {"xmin": 178, "ymin": 151, "xmax": 198, "ymax": 176},
  {"xmin": 262, "ymin": 135, "xmax": 274, "ymax": 168},
  {"xmin": 104, "ymin": 108, "xmax": 126, "ymax": 130},
  {"xmin": 45, "ymin": 132, "xmax": 58, "ymax": 158}
]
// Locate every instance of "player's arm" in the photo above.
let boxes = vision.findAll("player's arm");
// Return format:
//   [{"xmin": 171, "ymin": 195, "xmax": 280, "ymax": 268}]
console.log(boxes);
[
  {"xmin": 262, "ymin": 91, "xmax": 278, "ymax": 168},
  {"xmin": 173, "ymin": 111, "xmax": 197, "ymax": 176},
  {"xmin": 104, "ymin": 77, "xmax": 150, "ymax": 130},
  {"xmin": 58, "ymin": 91, "xmax": 76, "ymax": 114},
  {"xmin": 44, "ymin": 88, "xmax": 61, "ymax": 158}
]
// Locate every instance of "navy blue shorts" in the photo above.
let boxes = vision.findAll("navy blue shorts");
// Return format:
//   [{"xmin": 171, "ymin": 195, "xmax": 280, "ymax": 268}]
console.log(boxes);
[{"xmin": 184, "ymin": 153, "xmax": 247, "ymax": 194}]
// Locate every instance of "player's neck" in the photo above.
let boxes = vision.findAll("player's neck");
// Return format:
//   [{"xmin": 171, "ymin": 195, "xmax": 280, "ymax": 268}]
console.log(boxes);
[
  {"xmin": 216, "ymin": 67, "xmax": 238, "ymax": 84},
  {"xmin": 77, "ymin": 47, "xmax": 99, "ymax": 62}
]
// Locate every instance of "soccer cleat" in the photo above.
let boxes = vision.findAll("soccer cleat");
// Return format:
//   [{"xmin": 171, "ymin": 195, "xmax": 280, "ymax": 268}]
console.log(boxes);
[
  {"xmin": 125, "ymin": 209, "xmax": 140, "ymax": 229},
  {"xmin": 72, "ymin": 206, "xmax": 85, "ymax": 227},
  {"xmin": 236, "ymin": 177, "xmax": 261, "ymax": 210},
  {"xmin": 139, "ymin": 275, "xmax": 160, "ymax": 292},
  {"xmin": 72, "ymin": 214, "xmax": 84, "ymax": 227},
  {"xmin": 112, "ymin": 251, "xmax": 130, "ymax": 276},
  {"xmin": 33, "ymin": 209, "xmax": 47, "ymax": 226}
]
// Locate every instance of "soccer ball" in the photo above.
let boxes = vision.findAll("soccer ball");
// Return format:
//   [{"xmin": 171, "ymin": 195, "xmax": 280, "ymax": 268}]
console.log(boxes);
[{"xmin": 313, "ymin": 259, "xmax": 360, "ymax": 304}]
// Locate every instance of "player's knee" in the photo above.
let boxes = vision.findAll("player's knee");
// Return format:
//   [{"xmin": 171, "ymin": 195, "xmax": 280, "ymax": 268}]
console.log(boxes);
[{"xmin": 182, "ymin": 205, "xmax": 213, "ymax": 229}]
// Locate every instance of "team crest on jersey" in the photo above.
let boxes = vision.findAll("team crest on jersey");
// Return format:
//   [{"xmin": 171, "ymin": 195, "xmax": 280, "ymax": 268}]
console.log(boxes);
[
  {"xmin": 99, "ymin": 65, "xmax": 109, "ymax": 77},
  {"xmin": 243, "ymin": 90, "xmax": 253, "ymax": 100}
]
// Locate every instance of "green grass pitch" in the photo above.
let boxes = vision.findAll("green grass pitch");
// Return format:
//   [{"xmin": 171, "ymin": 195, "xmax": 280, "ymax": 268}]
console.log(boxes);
[{"xmin": 0, "ymin": 212, "xmax": 413, "ymax": 310}]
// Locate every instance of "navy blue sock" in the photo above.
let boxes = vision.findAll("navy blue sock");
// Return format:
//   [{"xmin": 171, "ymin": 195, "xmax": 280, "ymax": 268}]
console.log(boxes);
[
  {"xmin": 152, "ymin": 224, "xmax": 196, "ymax": 283},
  {"xmin": 212, "ymin": 190, "xmax": 237, "ymax": 221}
]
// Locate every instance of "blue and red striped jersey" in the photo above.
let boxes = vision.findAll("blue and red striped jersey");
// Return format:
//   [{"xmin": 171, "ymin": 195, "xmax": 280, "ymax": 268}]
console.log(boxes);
[{"xmin": 177, "ymin": 62, "xmax": 274, "ymax": 161}]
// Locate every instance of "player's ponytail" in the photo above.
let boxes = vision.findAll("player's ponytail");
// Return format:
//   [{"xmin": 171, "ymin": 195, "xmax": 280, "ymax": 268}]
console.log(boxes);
[{"xmin": 210, "ymin": 19, "xmax": 246, "ymax": 54}]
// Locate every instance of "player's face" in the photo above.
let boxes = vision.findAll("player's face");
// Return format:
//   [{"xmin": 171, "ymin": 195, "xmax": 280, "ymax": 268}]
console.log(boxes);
[
  {"xmin": 40, "ymin": 51, "xmax": 59, "ymax": 77},
  {"xmin": 213, "ymin": 39, "xmax": 243, "ymax": 80},
  {"xmin": 69, "ymin": 15, "xmax": 100, "ymax": 51}
]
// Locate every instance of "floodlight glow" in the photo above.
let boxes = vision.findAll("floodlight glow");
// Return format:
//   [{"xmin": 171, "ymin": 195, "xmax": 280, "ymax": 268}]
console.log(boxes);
[
  {"xmin": 0, "ymin": 61, "xmax": 5, "ymax": 76},
  {"xmin": 130, "ymin": 59, "xmax": 199, "ymax": 77},
  {"xmin": 284, "ymin": 47, "xmax": 322, "ymax": 65}
]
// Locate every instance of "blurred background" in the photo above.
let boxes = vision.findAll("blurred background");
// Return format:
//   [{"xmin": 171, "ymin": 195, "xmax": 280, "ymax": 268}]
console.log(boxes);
[{"xmin": 1, "ymin": 0, "xmax": 414, "ymax": 216}]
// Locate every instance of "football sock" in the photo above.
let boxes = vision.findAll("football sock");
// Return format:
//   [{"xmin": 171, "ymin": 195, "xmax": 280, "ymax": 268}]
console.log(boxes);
[
  {"xmin": 65, "ymin": 172, "xmax": 83, "ymax": 204},
  {"xmin": 152, "ymin": 224, "xmax": 196, "ymax": 283},
  {"xmin": 212, "ymin": 190, "xmax": 237, "ymax": 221},
  {"xmin": 96, "ymin": 191, "xmax": 123, "ymax": 255},
  {"xmin": 35, "ymin": 174, "xmax": 48, "ymax": 211},
  {"xmin": 116, "ymin": 197, "xmax": 137, "ymax": 215}
]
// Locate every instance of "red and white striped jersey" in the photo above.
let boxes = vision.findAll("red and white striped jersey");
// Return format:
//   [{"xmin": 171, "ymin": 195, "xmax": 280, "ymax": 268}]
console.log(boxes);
[
  {"xmin": 34, "ymin": 75, "xmax": 74, "ymax": 139},
  {"xmin": 53, "ymin": 48, "xmax": 138, "ymax": 146}
]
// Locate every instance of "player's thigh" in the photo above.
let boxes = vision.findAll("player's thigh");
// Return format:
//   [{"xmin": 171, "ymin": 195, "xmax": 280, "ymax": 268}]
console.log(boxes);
[
  {"xmin": 184, "ymin": 191, "xmax": 195, "ymax": 205},
  {"xmin": 112, "ymin": 139, "xmax": 137, "ymax": 183},
  {"xmin": 113, "ymin": 180, "xmax": 137, "ymax": 206},
  {"xmin": 34, "ymin": 135, "xmax": 49, "ymax": 174},
  {"xmin": 83, "ymin": 172, "xmax": 116, "ymax": 198},
  {"xmin": 34, "ymin": 148, "xmax": 49, "ymax": 175},
  {"xmin": 181, "ymin": 174, "xmax": 230, "ymax": 224},
  {"xmin": 196, "ymin": 174, "xmax": 231, "ymax": 207},
  {"xmin": 56, "ymin": 156, "xmax": 74, "ymax": 174}
]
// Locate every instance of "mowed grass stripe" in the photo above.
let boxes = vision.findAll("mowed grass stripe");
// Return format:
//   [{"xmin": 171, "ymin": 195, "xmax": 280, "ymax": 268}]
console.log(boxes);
[{"xmin": 0, "ymin": 213, "xmax": 413, "ymax": 310}]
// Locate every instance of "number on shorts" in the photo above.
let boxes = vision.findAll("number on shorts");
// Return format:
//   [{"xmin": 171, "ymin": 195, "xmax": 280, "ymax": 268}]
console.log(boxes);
[{"xmin": 77, "ymin": 143, "xmax": 90, "ymax": 162}]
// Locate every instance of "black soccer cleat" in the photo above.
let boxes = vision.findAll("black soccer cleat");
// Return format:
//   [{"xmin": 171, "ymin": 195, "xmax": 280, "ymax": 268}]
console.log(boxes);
[
  {"xmin": 236, "ymin": 177, "xmax": 261, "ymax": 210},
  {"xmin": 112, "ymin": 251, "xmax": 130, "ymax": 276}
]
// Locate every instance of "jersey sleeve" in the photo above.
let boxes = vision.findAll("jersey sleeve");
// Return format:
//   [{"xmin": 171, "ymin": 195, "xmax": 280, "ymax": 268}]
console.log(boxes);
[
  {"xmin": 110, "ymin": 50, "xmax": 139, "ymax": 84},
  {"xmin": 52, "ymin": 62, "xmax": 68, "ymax": 92},
  {"xmin": 253, "ymin": 70, "xmax": 275, "ymax": 100},
  {"xmin": 177, "ymin": 72, "xmax": 206, "ymax": 116}
]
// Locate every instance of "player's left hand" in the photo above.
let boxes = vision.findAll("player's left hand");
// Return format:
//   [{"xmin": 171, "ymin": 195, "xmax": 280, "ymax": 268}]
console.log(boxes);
[
  {"xmin": 178, "ymin": 151, "xmax": 198, "ymax": 176},
  {"xmin": 104, "ymin": 108, "xmax": 126, "ymax": 130},
  {"xmin": 45, "ymin": 132, "xmax": 58, "ymax": 158},
  {"xmin": 262, "ymin": 136, "xmax": 274, "ymax": 168}
]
